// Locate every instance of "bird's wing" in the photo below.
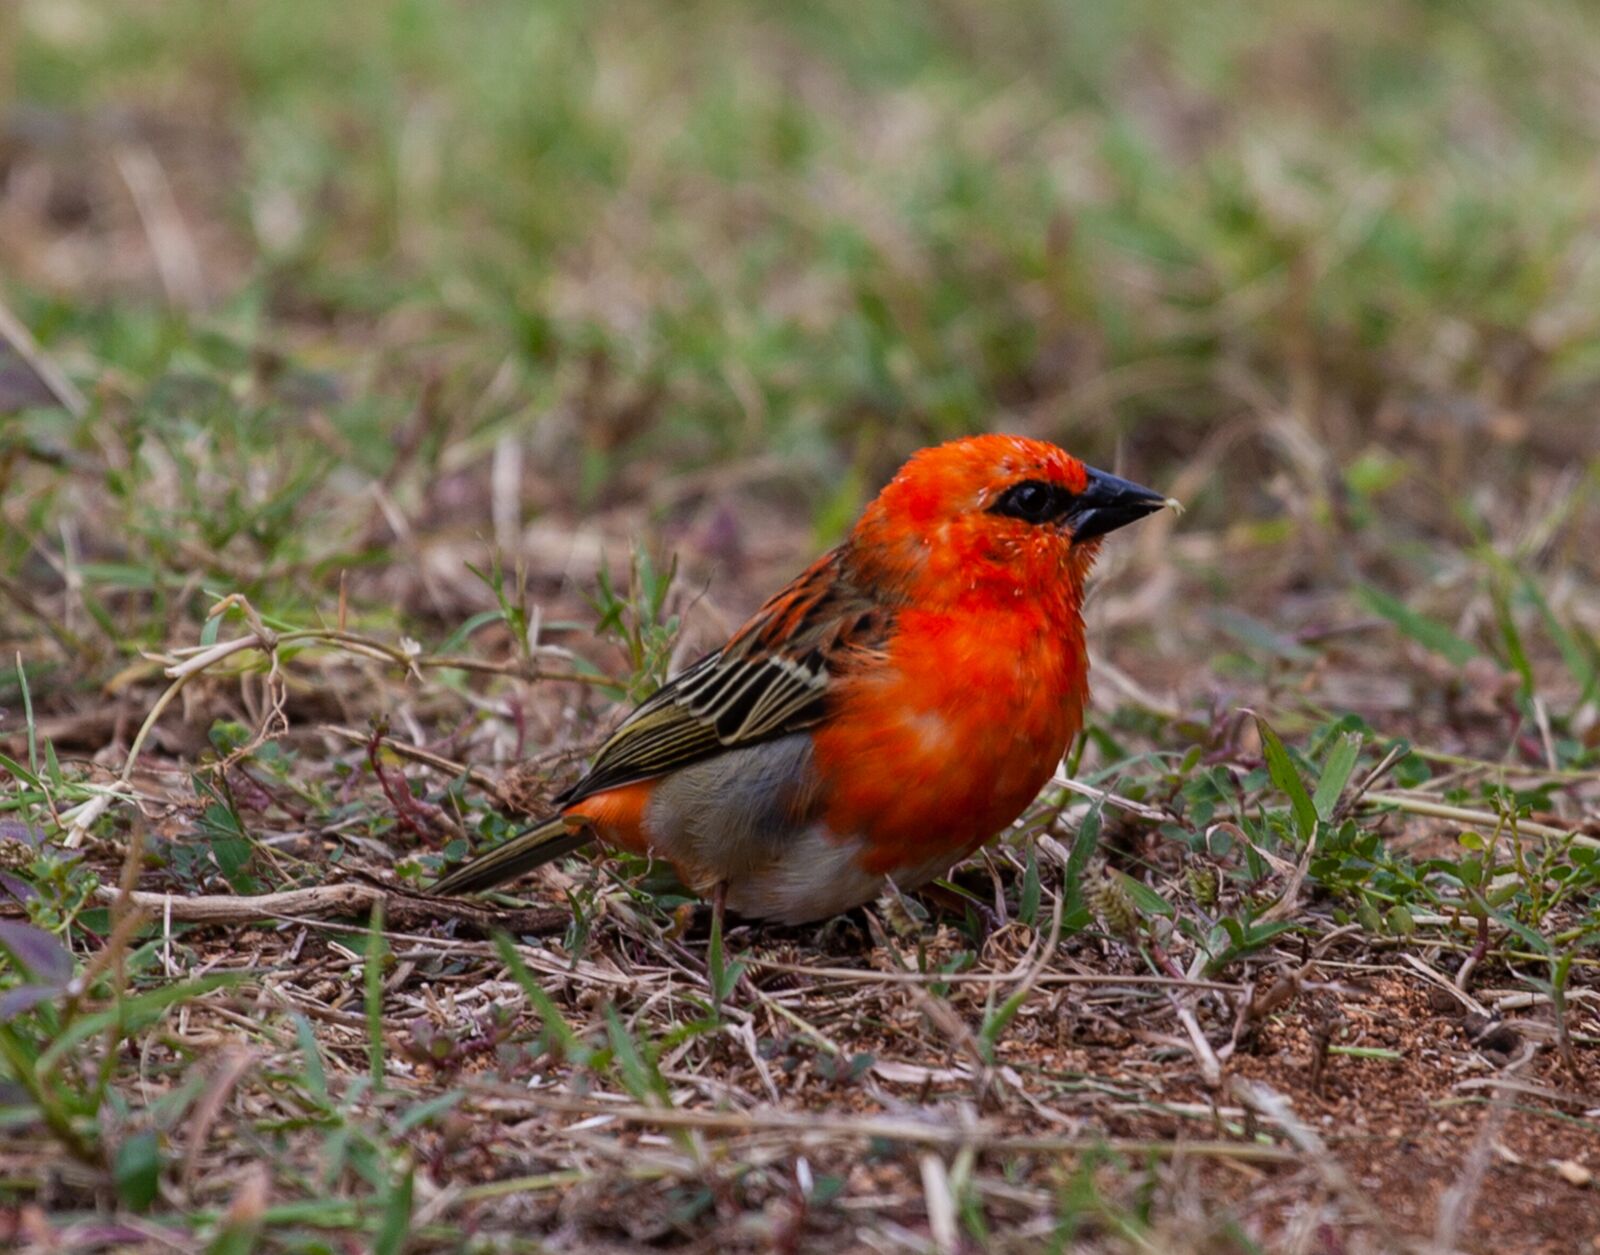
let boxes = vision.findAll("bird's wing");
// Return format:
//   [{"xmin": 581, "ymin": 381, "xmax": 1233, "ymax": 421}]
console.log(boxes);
[{"xmin": 557, "ymin": 550, "xmax": 891, "ymax": 806}]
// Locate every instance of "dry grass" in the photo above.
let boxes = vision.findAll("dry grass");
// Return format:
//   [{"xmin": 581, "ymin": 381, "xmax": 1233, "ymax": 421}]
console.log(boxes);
[{"xmin": 2, "ymin": 1, "xmax": 1599, "ymax": 1251}]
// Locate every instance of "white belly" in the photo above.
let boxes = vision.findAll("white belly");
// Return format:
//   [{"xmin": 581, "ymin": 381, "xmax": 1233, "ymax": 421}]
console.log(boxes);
[
  {"xmin": 641, "ymin": 732, "xmax": 961, "ymax": 924},
  {"xmin": 718, "ymin": 826, "xmax": 959, "ymax": 924}
]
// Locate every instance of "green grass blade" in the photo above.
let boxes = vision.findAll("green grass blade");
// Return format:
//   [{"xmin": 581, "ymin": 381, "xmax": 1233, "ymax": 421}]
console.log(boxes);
[
  {"xmin": 492, "ymin": 933, "xmax": 586, "ymax": 1063},
  {"xmin": 1312, "ymin": 732, "xmax": 1362, "ymax": 821},
  {"xmin": 365, "ymin": 901, "xmax": 387, "ymax": 1090},
  {"xmin": 1356, "ymin": 584, "xmax": 1479, "ymax": 666},
  {"xmin": 1255, "ymin": 718, "xmax": 1317, "ymax": 841}
]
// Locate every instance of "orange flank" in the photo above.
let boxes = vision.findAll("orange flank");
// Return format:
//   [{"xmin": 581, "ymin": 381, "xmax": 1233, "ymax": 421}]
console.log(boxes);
[
  {"xmin": 563, "ymin": 780, "xmax": 656, "ymax": 856},
  {"xmin": 431, "ymin": 435, "xmax": 1168, "ymax": 924}
]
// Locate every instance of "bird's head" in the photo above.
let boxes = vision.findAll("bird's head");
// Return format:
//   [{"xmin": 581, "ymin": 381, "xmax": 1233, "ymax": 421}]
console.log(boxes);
[{"xmin": 846, "ymin": 434, "xmax": 1168, "ymax": 611}]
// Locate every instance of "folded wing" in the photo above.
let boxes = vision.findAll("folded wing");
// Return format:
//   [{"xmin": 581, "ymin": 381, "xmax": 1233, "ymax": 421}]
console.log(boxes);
[{"xmin": 557, "ymin": 550, "xmax": 891, "ymax": 806}]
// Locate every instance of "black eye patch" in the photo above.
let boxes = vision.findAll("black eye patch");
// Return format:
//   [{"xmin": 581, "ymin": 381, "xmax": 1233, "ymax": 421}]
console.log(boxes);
[{"xmin": 988, "ymin": 478, "xmax": 1075, "ymax": 524}]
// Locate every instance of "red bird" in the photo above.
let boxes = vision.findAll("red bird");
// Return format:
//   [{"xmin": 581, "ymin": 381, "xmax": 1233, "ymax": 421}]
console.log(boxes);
[{"xmin": 433, "ymin": 435, "xmax": 1166, "ymax": 923}]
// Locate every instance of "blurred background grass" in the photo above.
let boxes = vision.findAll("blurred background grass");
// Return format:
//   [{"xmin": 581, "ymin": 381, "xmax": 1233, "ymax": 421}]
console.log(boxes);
[
  {"xmin": 7, "ymin": 0, "xmax": 1600, "ymax": 513},
  {"xmin": 3, "ymin": 0, "xmax": 1599, "ymax": 727}
]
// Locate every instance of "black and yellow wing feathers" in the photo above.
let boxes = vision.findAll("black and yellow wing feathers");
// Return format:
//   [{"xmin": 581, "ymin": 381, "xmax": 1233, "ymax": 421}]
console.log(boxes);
[{"xmin": 558, "ymin": 549, "xmax": 891, "ymax": 804}]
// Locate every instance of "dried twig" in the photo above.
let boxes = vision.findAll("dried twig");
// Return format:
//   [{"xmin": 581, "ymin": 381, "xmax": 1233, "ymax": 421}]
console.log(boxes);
[
  {"xmin": 466, "ymin": 1088, "xmax": 1299, "ymax": 1162},
  {"xmin": 1362, "ymin": 792, "xmax": 1598, "ymax": 847},
  {"xmin": 114, "ymin": 142, "xmax": 206, "ymax": 310},
  {"xmin": 92, "ymin": 882, "xmax": 567, "ymax": 936}
]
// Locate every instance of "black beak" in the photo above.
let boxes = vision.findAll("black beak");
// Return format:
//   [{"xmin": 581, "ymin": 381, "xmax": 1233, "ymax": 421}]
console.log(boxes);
[{"xmin": 1067, "ymin": 466, "xmax": 1168, "ymax": 544}]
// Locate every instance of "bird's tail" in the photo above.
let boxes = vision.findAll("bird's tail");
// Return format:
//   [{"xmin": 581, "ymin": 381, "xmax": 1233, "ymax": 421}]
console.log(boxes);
[{"xmin": 429, "ymin": 816, "xmax": 591, "ymax": 896}]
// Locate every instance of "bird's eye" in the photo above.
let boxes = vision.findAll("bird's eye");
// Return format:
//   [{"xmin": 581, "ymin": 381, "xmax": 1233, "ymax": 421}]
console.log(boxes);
[{"xmin": 989, "ymin": 479, "xmax": 1069, "ymax": 524}]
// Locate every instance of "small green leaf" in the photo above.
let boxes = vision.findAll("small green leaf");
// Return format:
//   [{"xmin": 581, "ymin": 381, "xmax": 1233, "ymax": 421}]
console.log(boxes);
[
  {"xmin": 707, "ymin": 902, "xmax": 744, "ymax": 1017},
  {"xmin": 1486, "ymin": 880, "xmax": 1521, "ymax": 908},
  {"xmin": 1245, "ymin": 920, "xmax": 1298, "ymax": 947},
  {"xmin": 1491, "ymin": 911, "xmax": 1552, "ymax": 956},
  {"xmin": 978, "ymin": 986, "xmax": 1033, "ymax": 1062},
  {"xmin": 604, "ymin": 1005, "xmax": 666, "ymax": 1104},
  {"xmin": 372, "ymin": 1162, "xmax": 413, "ymax": 1255},
  {"xmin": 1112, "ymin": 871, "xmax": 1174, "ymax": 918},
  {"xmin": 114, "ymin": 1131, "xmax": 161, "ymax": 1211},
  {"xmin": 1312, "ymin": 732, "xmax": 1362, "ymax": 821},
  {"xmin": 209, "ymin": 835, "xmax": 254, "ymax": 891},
  {"xmin": 1019, "ymin": 845, "xmax": 1041, "ymax": 927},
  {"xmin": 1061, "ymin": 801, "xmax": 1102, "ymax": 927},
  {"xmin": 1393, "ymin": 748, "xmax": 1430, "ymax": 788},
  {"xmin": 0, "ymin": 750, "xmax": 40, "ymax": 788},
  {"xmin": 294, "ymin": 1015, "xmax": 327, "ymax": 1104},
  {"xmin": 436, "ymin": 608, "xmax": 508, "ymax": 657},
  {"xmin": 365, "ymin": 901, "xmax": 387, "ymax": 1090},
  {"xmin": 1256, "ymin": 718, "xmax": 1318, "ymax": 841}
]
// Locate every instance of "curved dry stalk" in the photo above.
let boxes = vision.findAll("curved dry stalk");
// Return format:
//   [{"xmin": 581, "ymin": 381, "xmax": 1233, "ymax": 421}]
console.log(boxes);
[
  {"xmin": 93, "ymin": 882, "xmax": 567, "ymax": 935},
  {"xmin": 1362, "ymin": 791, "xmax": 1598, "ymax": 847},
  {"xmin": 465, "ymin": 1086, "xmax": 1299, "ymax": 1162},
  {"xmin": 60, "ymin": 597, "xmax": 615, "ymax": 847}
]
